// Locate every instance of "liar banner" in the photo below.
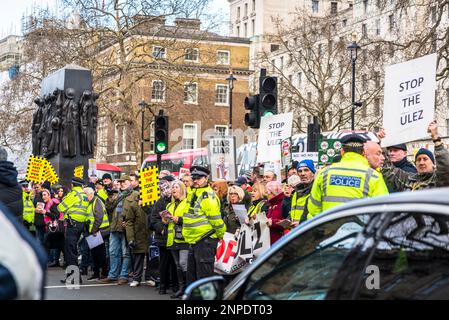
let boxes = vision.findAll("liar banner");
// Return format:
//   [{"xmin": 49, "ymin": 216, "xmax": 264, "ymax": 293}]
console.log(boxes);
[{"xmin": 138, "ymin": 166, "xmax": 159, "ymax": 206}]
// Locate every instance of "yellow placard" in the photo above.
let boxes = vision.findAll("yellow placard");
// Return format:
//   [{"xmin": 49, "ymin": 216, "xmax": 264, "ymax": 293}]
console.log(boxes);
[
  {"xmin": 138, "ymin": 166, "xmax": 159, "ymax": 206},
  {"xmin": 43, "ymin": 159, "xmax": 59, "ymax": 185},
  {"xmin": 25, "ymin": 155, "xmax": 47, "ymax": 184},
  {"xmin": 74, "ymin": 165, "xmax": 84, "ymax": 179}
]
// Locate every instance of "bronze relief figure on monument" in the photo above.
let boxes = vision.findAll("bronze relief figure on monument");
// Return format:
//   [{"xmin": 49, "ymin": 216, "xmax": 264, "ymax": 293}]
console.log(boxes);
[{"xmin": 32, "ymin": 65, "xmax": 97, "ymax": 188}]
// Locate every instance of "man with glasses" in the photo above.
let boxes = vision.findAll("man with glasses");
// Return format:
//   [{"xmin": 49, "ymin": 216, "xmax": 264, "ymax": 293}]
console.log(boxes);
[{"xmin": 183, "ymin": 166, "xmax": 226, "ymax": 285}]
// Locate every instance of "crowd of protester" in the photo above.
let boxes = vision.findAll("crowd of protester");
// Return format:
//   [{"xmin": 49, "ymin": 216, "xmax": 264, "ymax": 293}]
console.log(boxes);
[{"xmin": 3, "ymin": 120, "xmax": 449, "ymax": 299}]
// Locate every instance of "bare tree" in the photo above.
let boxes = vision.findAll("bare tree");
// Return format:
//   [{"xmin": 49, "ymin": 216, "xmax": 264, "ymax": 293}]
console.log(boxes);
[{"xmin": 257, "ymin": 0, "xmax": 449, "ymax": 134}]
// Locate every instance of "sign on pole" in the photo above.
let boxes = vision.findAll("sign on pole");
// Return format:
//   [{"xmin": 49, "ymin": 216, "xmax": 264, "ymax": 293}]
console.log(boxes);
[
  {"xmin": 25, "ymin": 155, "xmax": 47, "ymax": 184},
  {"xmin": 138, "ymin": 166, "xmax": 159, "ymax": 206},
  {"xmin": 257, "ymin": 113, "xmax": 293, "ymax": 163},
  {"xmin": 88, "ymin": 159, "xmax": 97, "ymax": 177},
  {"xmin": 281, "ymin": 138, "xmax": 292, "ymax": 168},
  {"xmin": 43, "ymin": 159, "xmax": 59, "ymax": 185},
  {"xmin": 292, "ymin": 152, "xmax": 319, "ymax": 166},
  {"xmin": 74, "ymin": 165, "xmax": 84, "ymax": 179},
  {"xmin": 208, "ymin": 135, "xmax": 236, "ymax": 181},
  {"xmin": 382, "ymin": 53, "xmax": 437, "ymax": 147}
]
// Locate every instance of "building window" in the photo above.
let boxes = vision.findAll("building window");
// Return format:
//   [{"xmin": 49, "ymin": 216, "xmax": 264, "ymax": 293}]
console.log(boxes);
[
  {"xmin": 245, "ymin": 3, "xmax": 248, "ymax": 16},
  {"xmin": 217, "ymin": 50, "xmax": 230, "ymax": 65},
  {"xmin": 389, "ymin": 14, "xmax": 394, "ymax": 31},
  {"xmin": 252, "ymin": 0, "xmax": 256, "ymax": 11},
  {"xmin": 312, "ymin": 0, "xmax": 319, "ymax": 13},
  {"xmin": 184, "ymin": 83, "xmax": 198, "ymax": 104},
  {"xmin": 215, "ymin": 84, "xmax": 229, "ymax": 105},
  {"xmin": 446, "ymin": 119, "xmax": 449, "ymax": 136},
  {"xmin": 362, "ymin": 74, "xmax": 367, "ymax": 92},
  {"xmin": 363, "ymin": 0, "xmax": 368, "ymax": 14},
  {"xmin": 342, "ymin": 19, "xmax": 347, "ymax": 27},
  {"xmin": 183, "ymin": 124, "xmax": 197, "ymax": 150},
  {"xmin": 446, "ymin": 88, "xmax": 449, "ymax": 108},
  {"xmin": 185, "ymin": 48, "xmax": 199, "ymax": 62},
  {"xmin": 362, "ymin": 24, "xmax": 367, "ymax": 38},
  {"xmin": 244, "ymin": 23, "xmax": 248, "ymax": 37},
  {"xmin": 215, "ymin": 125, "xmax": 228, "ymax": 136},
  {"xmin": 376, "ymin": 19, "xmax": 381, "ymax": 35},
  {"xmin": 251, "ymin": 19, "xmax": 255, "ymax": 36},
  {"xmin": 298, "ymin": 72, "xmax": 302, "ymax": 87},
  {"xmin": 280, "ymin": 56, "xmax": 284, "ymax": 70},
  {"xmin": 374, "ymin": 71, "xmax": 380, "ymax": 88},
  {"xmin": 236, "ymin": 26, "xmax": 240, "ymax": 36},
  {"xmin": 331, "ymin": 2, "xmax": 338, "ymax": 14},
  {"xmin": 152, "ymin": 46, "xmax": 166, "ymax": 59},
  {"xmin": 151, "ymin": 80, "xmax": 165, "ymax": 102},
  {"xmin": 237, "ymin": 6, "xmax": 240, "ymax": 19},
  {"xmin": 271, "ymin": 60, "xmax": 276, "ymax": 73},
  {"xmin": 431, "ymin": 6, "xmax": 437, "ymax": 23},
  {"xmin": 374, "ymin": 98, "xmax": 380, "ymax": 116}
]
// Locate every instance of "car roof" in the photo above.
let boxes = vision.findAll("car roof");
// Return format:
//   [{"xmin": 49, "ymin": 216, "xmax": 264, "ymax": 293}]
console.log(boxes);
[{"xmin": 224, "ymin": 187, "xmax": 449, "ymax": 298}]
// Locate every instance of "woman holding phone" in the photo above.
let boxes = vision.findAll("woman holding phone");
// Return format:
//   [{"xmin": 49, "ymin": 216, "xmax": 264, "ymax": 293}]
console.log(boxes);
[{"xmin": 164, "ymin": 180, "xmax": 190, "ymax": 298}]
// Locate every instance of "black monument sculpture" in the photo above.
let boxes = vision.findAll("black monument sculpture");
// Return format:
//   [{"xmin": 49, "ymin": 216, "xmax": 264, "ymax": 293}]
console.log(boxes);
[{"xmin": 32, "ymin": 64, "xmax": 98, "ymax": 189}]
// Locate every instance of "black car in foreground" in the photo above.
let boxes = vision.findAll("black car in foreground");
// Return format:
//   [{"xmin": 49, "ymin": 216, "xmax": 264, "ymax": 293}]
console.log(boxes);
[{"xmin": 184, "ymin": 188, "xmax": 449, "ymax": 300}]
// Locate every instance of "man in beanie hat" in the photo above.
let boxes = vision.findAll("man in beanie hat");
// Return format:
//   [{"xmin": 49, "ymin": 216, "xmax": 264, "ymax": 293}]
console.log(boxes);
[
  {"xmin": 57, "ymin": 177, "xmax": 90, "ymax": 284},
  {"xmin": 0, "ymin": 146, "xmax": 23, "ymax": 222},
  {"xmin": 286, "ymin": 160, "xmax": 316, "ymax": 224},
  {"xmin": 307, "ymin": 133, "xmax": 389, "ymax": 219},
  {"xmin": 379, "ymin": 121, "xmax": 449, "ymax": 191}
]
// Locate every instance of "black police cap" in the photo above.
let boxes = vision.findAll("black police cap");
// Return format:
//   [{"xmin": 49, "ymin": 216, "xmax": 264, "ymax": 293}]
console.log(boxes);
[
  {"xmin": 71, "ymin": 177, "xmax": 85, "ymax": 186},
  {"xmin": 19, "ymin": 180, "xmax": 29, "ymax": 187},
  {"xmin": 340, "ymin": 133, "xmax": 367, "ymax": 145},
  {"xmin": 190, "ymin": 166, "xmax": 210, "ymax": 177}
]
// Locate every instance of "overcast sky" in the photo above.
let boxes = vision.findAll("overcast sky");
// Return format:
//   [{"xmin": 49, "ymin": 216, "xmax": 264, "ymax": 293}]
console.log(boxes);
[{"xmin": 0, "ymin": 0, "xmax": 229, "ymax": 38}]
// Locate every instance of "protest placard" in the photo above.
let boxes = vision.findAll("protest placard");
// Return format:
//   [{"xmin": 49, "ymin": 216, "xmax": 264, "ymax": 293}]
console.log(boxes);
[
  {"xmin": 74, "ymin": 165, "xmax": 84, "ymax": 179},
  {"xmin": 43, "ymin": 159, "xmax": 59, "ymax": 185},
  {"xmin": 25, "ymin": 155, "xmax": 47, "ymax": 184},
  {"xmin": 208, "ymin": 135, "xmax": 236, "ymax": 181},
  {"xmin": 257, "ymin": 113, "xmax": 293, "ymax": 163},
  {"xmin": 382, "ymin": 53, "xmax": 437, "ymax": 147},
  {"xmin": 138, "ymin": 166, "xmax": 159, "ymax": 206}
]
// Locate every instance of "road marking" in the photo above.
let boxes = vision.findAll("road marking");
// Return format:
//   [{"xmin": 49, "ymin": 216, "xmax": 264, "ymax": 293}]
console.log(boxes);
[{"xmin": 45, "ymin": 283, "xmax": 119, "ymax": 289}]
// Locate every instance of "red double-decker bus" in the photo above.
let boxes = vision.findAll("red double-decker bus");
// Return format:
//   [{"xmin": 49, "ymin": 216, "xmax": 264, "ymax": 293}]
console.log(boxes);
[{"xmin": 141, "ymin": 148, "xmax": 209, "ymax": 177}]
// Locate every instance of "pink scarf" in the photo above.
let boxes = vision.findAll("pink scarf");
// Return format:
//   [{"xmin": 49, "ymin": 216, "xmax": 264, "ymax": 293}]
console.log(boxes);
[{"xmin": 44, "ymin": 198, "xmax": 63, "ymax": 224}]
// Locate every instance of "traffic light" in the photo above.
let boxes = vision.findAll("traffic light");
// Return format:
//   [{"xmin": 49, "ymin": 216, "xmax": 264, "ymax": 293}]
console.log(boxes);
[
  {"xmin": 154, "ymin": 112, "xmax": 168, "ymax": 154},
  {"xmin": 307, "ymin": 116, "xmax": 321, "ymax": 152},
  {"xmin": 259, "ymin": 75, "xmax": 277, "ymax": 117},
  {"xmin": 244, "ymin": 94, "xmax": 260, "ymax": 129}
]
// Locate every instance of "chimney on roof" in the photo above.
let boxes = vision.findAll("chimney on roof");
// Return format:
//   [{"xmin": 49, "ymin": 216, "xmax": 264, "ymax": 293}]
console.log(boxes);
[
  {"xmin": 174, "ymin": 18, "xmax": 201, "ymax": 30},
  {"xmin": 134, "ymin": 15, "xmax": 166, "ymax": 27}
]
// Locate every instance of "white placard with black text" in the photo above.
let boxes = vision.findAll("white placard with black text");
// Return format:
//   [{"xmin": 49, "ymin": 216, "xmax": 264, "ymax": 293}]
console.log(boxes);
[
  {"xmin": 382, "ymin": 54, "xmax": 437, "ymax": 147},
  {"xmin": 257, "ymin": 113, "xmax": 293, "ymax": 163}
]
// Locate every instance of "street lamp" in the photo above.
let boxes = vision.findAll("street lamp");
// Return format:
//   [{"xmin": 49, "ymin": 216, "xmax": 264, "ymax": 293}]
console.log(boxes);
[
  {"xmin": 226, "ymin": 70, "xmax": 237, "ymax": 131},
  {"xmin": 347, "ymin": 34, "xmax": 361, "ymax": 131},
  {"xmin": 139, "ymin": 99, "xmax": 148, "ymax": 165}
]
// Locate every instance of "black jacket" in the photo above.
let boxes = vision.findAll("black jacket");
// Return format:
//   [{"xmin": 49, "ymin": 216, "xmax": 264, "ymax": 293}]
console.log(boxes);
[
  {"xmin": 393, "ymin": 157, "xmax": 417, "ymax": 174},
  {"xmin": 149, "ymin": 196, "xmax": 171, "ymax": 247},
  {"xmin": 0, "ymin": 161, "xmax": 22, "ymax": 222}
]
